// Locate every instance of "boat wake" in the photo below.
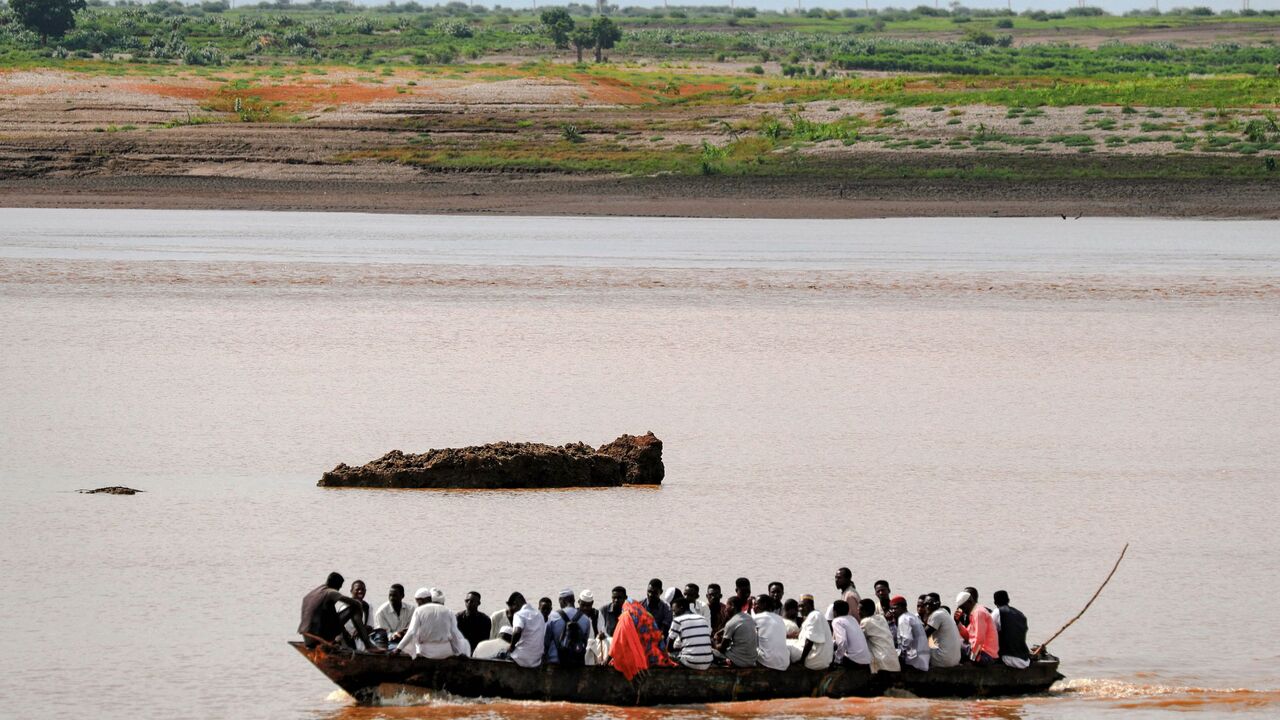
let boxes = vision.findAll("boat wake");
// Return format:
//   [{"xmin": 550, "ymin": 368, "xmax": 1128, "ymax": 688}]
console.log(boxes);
[{"xmin": 1053, "ymin": 678, "xmax": 1280, "ymax": 710}]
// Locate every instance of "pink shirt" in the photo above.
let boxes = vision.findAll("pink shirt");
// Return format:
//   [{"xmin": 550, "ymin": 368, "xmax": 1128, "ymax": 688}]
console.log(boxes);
[{"xmin": 966, "ymin": 606, "xmax": 1000, "ymax": 660}]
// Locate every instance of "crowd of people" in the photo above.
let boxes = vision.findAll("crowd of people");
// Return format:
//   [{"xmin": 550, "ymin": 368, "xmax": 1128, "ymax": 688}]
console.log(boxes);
[{"xmin": 298, "ymin": 567, "xmax": 1033, "ymax": 678}]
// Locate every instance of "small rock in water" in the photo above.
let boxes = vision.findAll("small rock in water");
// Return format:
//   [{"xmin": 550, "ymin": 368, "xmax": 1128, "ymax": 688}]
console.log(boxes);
[{"xmin": 78, "ymin": 486, "xmax": 143, "ymax": 495}]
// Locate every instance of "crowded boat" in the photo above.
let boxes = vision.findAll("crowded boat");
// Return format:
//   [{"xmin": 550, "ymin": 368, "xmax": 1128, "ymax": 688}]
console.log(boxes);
[{"xmin": 297, "ymin": 567, "xmax": 1033, "ymax": 681}]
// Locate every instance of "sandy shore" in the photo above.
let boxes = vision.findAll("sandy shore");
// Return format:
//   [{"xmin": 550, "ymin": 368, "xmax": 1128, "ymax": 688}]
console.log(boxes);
[{"xmin": 1, "ymin": 174, "xmax": 1277, "ymax": 219}]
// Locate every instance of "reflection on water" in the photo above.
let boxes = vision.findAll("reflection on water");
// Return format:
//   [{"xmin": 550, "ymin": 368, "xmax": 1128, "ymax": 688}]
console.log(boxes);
[{"xmin": 2, "ymin": 211, "xmax": 1279, "ymax": 720}]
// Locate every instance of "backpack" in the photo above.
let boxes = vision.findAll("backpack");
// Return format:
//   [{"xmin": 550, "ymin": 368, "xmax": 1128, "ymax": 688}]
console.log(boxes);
[{"xmin": 556, "ymin": 609, "xmax": 590, "ymax": 666}]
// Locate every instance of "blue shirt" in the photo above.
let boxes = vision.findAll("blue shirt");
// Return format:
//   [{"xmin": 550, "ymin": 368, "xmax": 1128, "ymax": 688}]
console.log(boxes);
[{"xmin": 543, "ymin": 607, "xmax": 592, "ymax": 664}]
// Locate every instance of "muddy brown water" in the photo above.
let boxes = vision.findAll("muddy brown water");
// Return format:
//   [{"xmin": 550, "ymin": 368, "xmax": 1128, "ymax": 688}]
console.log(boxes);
[{"xmin": 1, "ymin": 209, "xmax": 1277, "ymax": 719}]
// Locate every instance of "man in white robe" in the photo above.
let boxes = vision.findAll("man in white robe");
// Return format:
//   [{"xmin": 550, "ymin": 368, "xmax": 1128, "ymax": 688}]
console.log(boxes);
[
  {"xmin": 752, "ymin": 595, "xmax": 790, "ymax": 671},
  {"xmin": 394, "ymin": 588, "xmax": 470, "ymax": 659},
  {"xmin": 787, "ymin": 595, "xmax": 834, "ymax": 670}
]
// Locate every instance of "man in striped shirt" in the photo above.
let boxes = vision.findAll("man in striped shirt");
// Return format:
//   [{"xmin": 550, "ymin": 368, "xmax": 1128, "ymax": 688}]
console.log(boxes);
[{"xmin": 668, "ymin": 595, "xmax": 714, "ymax": 670}]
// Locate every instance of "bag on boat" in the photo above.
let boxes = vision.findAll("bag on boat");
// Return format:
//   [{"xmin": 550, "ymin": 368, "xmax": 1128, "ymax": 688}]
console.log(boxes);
[{"xmin": 556, "ymin": 609, "xmax": 590, "ymax": 666}]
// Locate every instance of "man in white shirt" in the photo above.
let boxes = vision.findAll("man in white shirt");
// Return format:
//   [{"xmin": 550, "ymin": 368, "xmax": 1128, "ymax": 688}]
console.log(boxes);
[
  {"xmin": 669, "ymin": 595, "xmax": 714, "ymax": 670},
  {"xmin": 830, "ymin": 599, "xmax": 872, "ymax": 667},
  {"xmin": 506, "ymin": 592, "xmax": 547, "ymax": 668},
  {"xmin": 924, "ymin": 593, "xmax": 962, "ymax": 668},
  {"xmin": 684, "ymin": 583, "xmax": 712, "ymax": 625},
  {"xmin": 375, "ymin": 583, "xmax": 414, "ymax": 642},
  {"xmin": 858, "ymin": 598, "xmax": 900, "ymax": 673},
  {"xmin": 787, "ymin": 595, "xmax": 834, "ymax": 670},
  {"xmin": 751, "ymin": 595, "xmax": 790, "ymax": 671},
  {"xmin": 394, "ymin": 588, "xmax": 470, "ymax": 660},
  {"xmin": 472, "ymin": 626, "xmax": 514, "ymax": 660},
  {"xmin": 890, "ymin": 595, "xmax": 930, "ymax": 672}
]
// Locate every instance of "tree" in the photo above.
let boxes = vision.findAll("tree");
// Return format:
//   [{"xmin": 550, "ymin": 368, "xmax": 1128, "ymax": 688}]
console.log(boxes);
[
  {"xmin": 10, "ymin": 0, "xmax": 87, "ymax": 45},
  {"xmin": 570, "ymin": 26, "xmax": 592, "ymax": 64},
  {"xmin": 539, "ymin": 8, "xmax": 575, "ymax": 52},
  {"xmin": 588, "ymin": 16, "xmax": 620, "ymax": 63}
]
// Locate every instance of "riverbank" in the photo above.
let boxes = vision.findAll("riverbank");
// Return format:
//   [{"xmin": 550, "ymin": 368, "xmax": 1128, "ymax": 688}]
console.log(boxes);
[{"xmin": 2, "ymin": 172, "xmax": 1276, "ymax": 218}]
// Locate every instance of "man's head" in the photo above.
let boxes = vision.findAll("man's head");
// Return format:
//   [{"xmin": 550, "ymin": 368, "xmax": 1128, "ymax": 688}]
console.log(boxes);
[
  {"xmin": 707, "ymin": 583, "xmax": 722, "ymax": 604},
  {"xmin": 993, "ymin": 590, "xmax": 1010, "ymax": 607},
  {"xmin": 465, "ymin": 591, "xmax": 481, "ymax": 613},
  {"xmin": 799, "ymin": 594, "xmax": 815, "ymax": 616},
  {"xmin": 890, "ymin": 594, "xmax": 907, "ymax": 620},
  {"xmin": 671, "ymin": 594, "xmax": 690, "ymax": 616},
  {"xmin": 768, "ymin": 581, "xmax": 784, "ymax": 606},
  {"xmin": 782, "ymin": 598, "xmax": 799, "ymax": 621},
  {"xmin": 956, "ymin": 591, "xmax": 976, "ymax": 614},
  {"xmin": 350, "ymin": 580, "xmax": 366, "ymax": 601},
  {"xmin": 325, "ymin": 572, "xmax": 344, "ymax": 590},
  {"xmin": 925, "ymin": 592, "xmax": 942, "ymax": 613},
  {"xmin": 610, "ymin": 586, "xmax": 627, "ymax": 609},
  {"xmin": 647, "ymin": 579, "xmax": 663, "ymax": 602},
  {"xmin": 835, "ymin": 567, "xmax": 853, "ymax": 591},
  {"xmin": 389, "ymin": 583, "xmax": 405, "ymax": 604},
  {"xmin": 832, "ymin": 599, "xmax": 849, "ymax": 619},
  {"xmin": 734, "ymin": 577, "xmax": 752, "ymax": 603},
  {"xmin": 415, "ymin": 587, "xmax": 432, "ymax": 606},
  {"xmin": 965, "ymin": 587, "xmax": 979, "ymax": 605},
  {"xmin": 755, "ymin": 594, "xmax": 774, "ymax": 614},
  {"xmin": 916, "ymin": 594, "xmax": 929, "ymax": 618},
  {"xmin": 558, "ymin": 588, "xmax": 575, "ymax": 609},
  {"xmin": 538, "ymin": 597, "xmax": 553, "ymax": 618},
  {"xmin": 507, "ymin": 592, "xmax": 526, "ymax": 612},
  {"xmin": 430, "ymin": 588, "xmax": 444, "ymax": 605},
  {"xmin": 874, "ymin": 580, "xmax": 891, "ymax": 601},
  {"xmin": 498, "ymin": 625, "xmax": 514, "ymax": 642},
  {"xmin": 684, "ymin": 583, "xmax": 701, "ymax": 603},
  {"xmin": 859, "ymin": 598, "xmax": 877, "ymax": 620},
  {"xmin": 578, "ymin": 589, "xmax": 595, "ymax": 611}
]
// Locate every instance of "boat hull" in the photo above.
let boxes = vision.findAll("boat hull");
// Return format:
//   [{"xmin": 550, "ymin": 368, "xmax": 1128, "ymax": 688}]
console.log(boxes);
[{"xmin": 290, "ymin": 642, "xmax": 1063, "ymax": 706}]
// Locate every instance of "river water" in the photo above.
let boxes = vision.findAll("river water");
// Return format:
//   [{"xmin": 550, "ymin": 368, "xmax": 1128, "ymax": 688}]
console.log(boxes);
[{"xmin": 1, "ymin": 209, "xmax": 1277, "ymax": 720}]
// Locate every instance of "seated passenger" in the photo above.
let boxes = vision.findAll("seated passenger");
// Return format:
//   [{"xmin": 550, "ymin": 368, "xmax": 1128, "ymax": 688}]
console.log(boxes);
[
  {"xmin": 890, "ymin": 595, "xmax": 929, "ymax": 672},
  {"xmin": 336, "ymin": 579, "xmax": 373, "ymax": 649},
  {"xmin": 374, "ymin": 584, "xmax": 414, "ymax": 647},
  {"xmin": 507, "ymin": 592, "xmax": 547, "ymax": 668},
  {"xmin": 924, "ymin": 593, "xmax": 963, "ymax": 668},
  {"xmin": 781, "ymin": 599, "xmax": 801, "ymax": 639},
  {"xmin": 858, "ymin": 598, "xmax": 900, "ymax": 673},
  {"xmin": 992, "ymin": 590, "xmax": 1031, "ymax": 669},
  {"xmin": 472, "ymin": 626, "xmax": 513, "ymax": 660},
  {"xmin": 830, "ymin": 600, "xmax": 872, "ymax": 668},
  {"xmin": 545, "ymin": 588, "xmax": 593, "ymax": 666},
  {"xmin": 488, "ymin": 603, "xmax": 514, "ymax": 641},
  {"xmin": 668, "ymin": 595, "xmax": 714, "ymax": 670},
  {"xmin": 956, "ymin": 591, "xmax": 999, "ymax": 666},
  {"xmin": 393, "ymin": 588, "xmax": 470, "ymax": 660},
  {"xmin": 787, "ymin": 594, "xmax": 833, "ymax": 671},
  {"xmin": 751, "ymin": 595, "xmax": 790, "ymax": 670},
  {"xmin": 642, "ymin": 579, "xmax": 673, "ymax": 639},
  {"xmin": 712, "ymin": 600, "xmax": 757, "ymax": 667},
  {"xmin": 298, "ymin": 572, "xmax": 376, "ymax": 650},
  {"xmin": 455, "ymin": 591, "xmax": 490, "ymax": 655}
]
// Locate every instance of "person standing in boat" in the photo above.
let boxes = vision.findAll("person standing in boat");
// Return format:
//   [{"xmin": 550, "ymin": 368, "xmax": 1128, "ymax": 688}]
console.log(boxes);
[
  {"xmin": 890, "ymin": 595, "xmax": 930, "ymax": 672},
  {"xmin": 488, "ymin": 600, "xmax": 514, "ymax": 641},
  {"xmin": 456, "ymin": 591, "xmax": 491, "ymax": 655},
  {"xmin": 642, "ymin": 579, "xmax": 673, "ymax": 639},
  {"xmin": 751, "ymin": 595, "xmax": 791, "ymax": 670},
  {"xmin": 767, "ymin": 581, "xmax": 786, "ymax": 612},
  {"xmin": 373, "ymin": 583, "xmax": 413, "ymax": 648},
  {"xmin": 858, "ymin": 598, "xmax": 900, "ymax": 674},
  {"xmin": 788, "ymin": 595, "xmax": 834, "ymax": 670},
  {"xmin": 506, "ymin": 592, "xmax": 547, "ymax": 668},
  {"xmin": 830, "ymin": 600, "xmax": 872, "ymax": 668},
  {"xmin": 577, "ymin": 590, "xmax": 599, "ymax": 636},
  {"xmin": 826, "ymin": 568, "xmax": 861, "ymax": 621},
  {"xmin": 712, "ymin": 598, "xmax": 758, "ymax": 667},
  {"xmin": 730, "ymin": 577, "xmax": 753, "ymax": 615},
  {"xmin": 668, "ymin": 594, "xmax": 714, "ymax": 670},
  {"xmin": 705, "ymin": 583, "xmax": 728, "ymax": 634},
  {"xmin": 545, "ymin": 588, "xmax": 593, "ymax": 665},
  {"xmin": 593, "ymin": 586, "xmax": 627, "ymax": 666},
  {"xmin": 394, "ymin": 588, "xmax": 470, "ymax": 660},
  {"xmin": 992, "ymin": 590, "xmax": 1031, "ymax": 669},
  {"xmin": 298, "ymin": 572, "xmax": 377, "ymax": 650},
  {"xmin": 955, "ymin": 591, "xmax": 1000, "ymax": 666},
  {"xmin": 923, "ymin": 593, "xmax": 962, "ymax": 668},
  {"xmin": 872, "ymin": 580, "xmax": 893, "ymax": 616}
]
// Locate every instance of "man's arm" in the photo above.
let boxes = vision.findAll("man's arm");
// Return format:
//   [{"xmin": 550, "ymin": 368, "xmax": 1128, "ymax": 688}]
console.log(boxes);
[
  {"xmin": 507, "ymin": 628, "xmax": 523, "ymax": 655},
  {"xmin": 799, "ymin": 639, "xmax": 814, "ymax": 664},
  {"xmin": 391, "ymin": 609, "xmax": 417, "ymax": 654}
]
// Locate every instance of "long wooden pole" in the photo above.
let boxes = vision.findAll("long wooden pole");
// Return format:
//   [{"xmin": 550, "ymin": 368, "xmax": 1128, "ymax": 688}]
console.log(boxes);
[{"xmin": 1032, "ymin": 543, "xmax": 1128, "ymax": 657}]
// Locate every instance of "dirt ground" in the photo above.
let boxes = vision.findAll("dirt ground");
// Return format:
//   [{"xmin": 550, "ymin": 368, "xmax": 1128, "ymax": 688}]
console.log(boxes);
[{"xmin": 1, "ymin": 67, "xmax": 1276, "ymax": 218}]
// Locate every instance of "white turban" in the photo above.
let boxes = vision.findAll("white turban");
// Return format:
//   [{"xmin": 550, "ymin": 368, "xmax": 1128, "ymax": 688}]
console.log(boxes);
[
  {"xmin": 956, "ymin": 591, "xmax": 972, "ymax": 607},
  {"xmin": 558, "ymin": 587, "xmax": 575, "ymax": 599},
  {"xmin": 430, "ymin": 587, "xmax": 445, "ymax": 603},
  {"xmin": 498, "ymin": 625, "xmax": 514, "ymax": 636},
  {"xmin": 579, "ymin": 589, "xmax": 594, "ymax": 603},
  {"xmin": 414, "ymin": 587, "xmax": 431, "ymax": 600}
]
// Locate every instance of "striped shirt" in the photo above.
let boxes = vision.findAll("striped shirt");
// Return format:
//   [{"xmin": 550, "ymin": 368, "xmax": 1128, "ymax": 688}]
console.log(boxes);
[{"xmin": 669, "ymin": 612, "xmax": 714, "ymax": 670}]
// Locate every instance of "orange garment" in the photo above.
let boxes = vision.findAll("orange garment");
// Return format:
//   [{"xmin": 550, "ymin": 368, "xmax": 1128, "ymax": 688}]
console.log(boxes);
[
  {"xmin": 608, "ymin": 600, "xmax": 674, "ymax": 681},
  {"xmin": 966, "ymin": 605, "xmax": 1000, "ymax": 660}
]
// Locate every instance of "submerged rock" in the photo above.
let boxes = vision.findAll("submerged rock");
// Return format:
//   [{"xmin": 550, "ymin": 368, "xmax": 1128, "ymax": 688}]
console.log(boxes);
[
  {"xmin": 320, "ymin": 432, "xmax": 664, "ymax": 489},
  {"xmin": 79, "ymin": 486, "xmax": 143, "ymax": 495}
]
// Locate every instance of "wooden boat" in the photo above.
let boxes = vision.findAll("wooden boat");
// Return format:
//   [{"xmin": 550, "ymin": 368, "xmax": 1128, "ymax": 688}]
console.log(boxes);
[{"xmin": 291, "ymin": 641, "xmax": 1064, "ymax": 706}]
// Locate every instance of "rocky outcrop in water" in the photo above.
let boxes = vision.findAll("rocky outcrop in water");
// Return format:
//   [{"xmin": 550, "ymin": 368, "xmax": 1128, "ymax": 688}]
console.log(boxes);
[
  {"xmin": 319, "ymin": 432, "xmax": 664, "ymax": 489},
  {"xmin": 79, "ymin": 486, "xmax": 143, "ymax": 495}
]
